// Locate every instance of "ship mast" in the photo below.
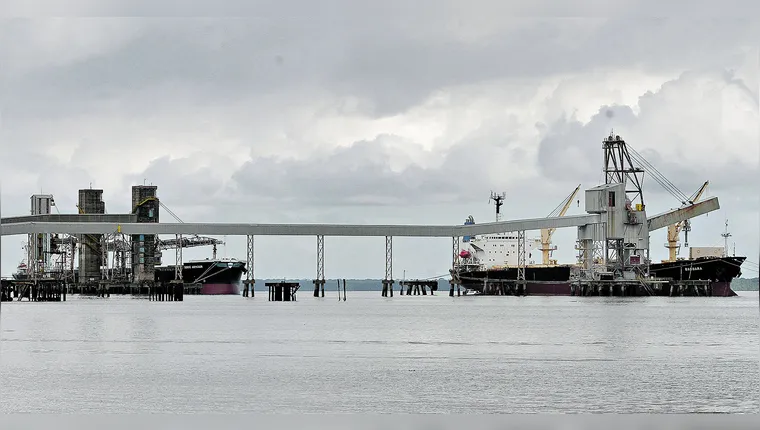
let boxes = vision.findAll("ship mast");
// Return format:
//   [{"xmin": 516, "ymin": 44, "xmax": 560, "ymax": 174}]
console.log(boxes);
[
  {"xmin": 721, "ymin": 219, "xmax": 731, "ymax": 257},
  {"xmin": 489, "ymin": 191, "xmax": 506, "ymax": 222}
]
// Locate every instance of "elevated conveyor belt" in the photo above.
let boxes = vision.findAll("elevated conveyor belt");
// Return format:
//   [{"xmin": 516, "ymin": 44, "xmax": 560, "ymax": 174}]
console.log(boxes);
[{"xmin": 0, "ymin": 214, "xmax": 602, "ymax": 237}]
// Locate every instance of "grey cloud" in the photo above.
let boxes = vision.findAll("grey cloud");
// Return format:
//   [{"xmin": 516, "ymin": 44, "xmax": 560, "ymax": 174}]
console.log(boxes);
[
  {"xmin": 13, "ymin": 0, "xmax": 756, "ymax": 19},
  {"xmin": 0, "ymin": 139, "xmax": 96, "ymax": 193},
  {"xmin": 537, "ymin": 104, "xmax": 639, "ymax": 185},
  {"xmin": 120, "ymin": 155, "xmax": 233, "ymax": 213},
  {"xmin": 536, "ymin": 70, "xmax": 759, "ymax": 210},
  {"xmin": 2, "ymin": 14, "xmax": 757, "ymax": 122},
  {"xmin": 226, "ymin": 119, "xmax": 581, "ymax": 213},
  {"xmin": 230, "ymin": 134, "xmax": 478, "ymax": 207}
]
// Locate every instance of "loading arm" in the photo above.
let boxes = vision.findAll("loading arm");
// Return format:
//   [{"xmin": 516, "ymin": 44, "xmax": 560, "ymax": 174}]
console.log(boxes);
[
  {"xmin": 157, "ymin": 235, "xmax": 224, "ymax": 250},
  {"xmin": 647, "ymin": 197, "xmax": 719, "ymax": 232},
  {"xmin": 665, "ymin": 181, "xmax": 709, "ymax": 261}
]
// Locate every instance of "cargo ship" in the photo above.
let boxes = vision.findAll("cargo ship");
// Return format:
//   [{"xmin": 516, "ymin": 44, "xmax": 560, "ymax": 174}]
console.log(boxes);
[
  {"xmin": 452, "ymin": 133, "xmax": 744, "ymax": 297},
  {"xmin": 454, "ymin": 207, "xmax": 744, "ymax": 297},
  {"xmin": 10, "ymin": 245, "xmax": 247, "ymax": 295},
  {"xmin": 154, "ymin": 257, "xmax": 247, "ymax": 295}
]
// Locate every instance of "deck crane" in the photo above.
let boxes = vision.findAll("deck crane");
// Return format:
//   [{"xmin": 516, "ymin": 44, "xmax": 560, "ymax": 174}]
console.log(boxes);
[
  {"xmin": 663, "ymin": 180, "xmax": 709, "ymax": 262},
  {"xmin": 539, "ymin": 184, "xmax": 582, "ymax": 266}
]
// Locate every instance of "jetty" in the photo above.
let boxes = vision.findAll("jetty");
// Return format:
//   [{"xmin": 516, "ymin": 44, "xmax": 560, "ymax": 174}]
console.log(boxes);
[{"xmin": 0, "ymin": 132, "xmax": 727, "ymax": 301}]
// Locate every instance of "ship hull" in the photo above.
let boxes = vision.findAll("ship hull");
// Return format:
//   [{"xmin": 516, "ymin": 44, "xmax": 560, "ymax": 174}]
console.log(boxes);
[
  {"xmin": 154, "ymin": 259, "xmax": 246, "ymax": 295},
  {"xmin": 456, "ymin": 265, "xmax": 575, "ymax": 296},
  {"xmin": 199, "ymin": 283, "xmax": 240, "ymax": 295},
  {"xmin": 455, "ymin": 256, "xmax": 743, "ymax": 297},
  {"xmin": 648, "ymin": 256, "xmax": 745, "ymax": 283}
]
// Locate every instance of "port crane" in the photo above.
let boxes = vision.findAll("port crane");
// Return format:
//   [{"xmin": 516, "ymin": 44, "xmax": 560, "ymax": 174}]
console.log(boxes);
[
  {"xmin": 539, "ymin": 184, "xmax": 582, "ymax": 265},
  {"xmin": 75, "ymin": 198, "xmax": 224, "ymax": 254},
  {"xmin": 663, "ymin": 180, "xmax": 709, "ymax": 262},
  {"xmin": 131, "ymin": 196, "xmax": 225, "ymax": 254}
]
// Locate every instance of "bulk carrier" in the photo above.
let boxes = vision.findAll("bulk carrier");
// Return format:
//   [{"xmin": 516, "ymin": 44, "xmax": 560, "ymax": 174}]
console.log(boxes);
[
  {"xmin": 153, "ymin": 257, "xmax": 247, "ymax": 295},
  {"xmin": 453, "ymin": 133, "xmax": 745, "ymax": 297},
  {"xmin": 13, "ymin": 254, "xmax": 247, "ymax": 295}
]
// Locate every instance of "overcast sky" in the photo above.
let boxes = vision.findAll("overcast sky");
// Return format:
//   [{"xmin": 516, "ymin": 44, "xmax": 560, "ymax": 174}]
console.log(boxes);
[{"xmin": 1, "ymin": 4, "xmax": 758, "ymax": 279}]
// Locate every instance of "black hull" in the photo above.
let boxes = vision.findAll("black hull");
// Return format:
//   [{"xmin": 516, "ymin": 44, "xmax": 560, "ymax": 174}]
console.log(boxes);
[
  {"xmin": 154, "ymin": 260, "xmax": 247, "ymax": 285},
  {"xmin": 9, "ymin": 260, "xmax": 247, "ymax": 286},
  {"xmin": 457, "ymin": 265, "xmax": 574, "ymax": 284},
  {"xmin": 455, "ymin": 256, "xmax": 744, "ymax": 297},
  {"xmin": 648, "ymin": 256, "xmax": 746, "ymax": 282},
  {"xmin": 455, "ymin": 265, "xmax": 574, "ymax": 295}
]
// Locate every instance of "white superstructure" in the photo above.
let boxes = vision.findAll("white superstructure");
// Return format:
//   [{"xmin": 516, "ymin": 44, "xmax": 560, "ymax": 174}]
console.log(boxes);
[{"xmin": 461, "ymin": 229, "xmax": 541, "ymax": 270}]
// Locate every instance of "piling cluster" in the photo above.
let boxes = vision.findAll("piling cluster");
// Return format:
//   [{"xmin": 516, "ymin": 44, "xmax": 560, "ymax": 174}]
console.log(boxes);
[
  {"xmin": 399, "ymin": 280, "xmax": 438, "ymax": 296},
  {"xmin": 1, "ymin": 279, "xmax": 67, "ymax": 302},
  {"xmin": 267, "ymin": 282, "xmax": 299, "ymax": 301},
  {"xmin": 148, "ymin": 281, "xmax": 186, "ymax": 301}
]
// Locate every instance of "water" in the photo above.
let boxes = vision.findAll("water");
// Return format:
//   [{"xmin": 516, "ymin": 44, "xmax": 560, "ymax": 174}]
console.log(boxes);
[{"xmin": 0, "ymin": 291, "xmax": 757, "ymax": 413}]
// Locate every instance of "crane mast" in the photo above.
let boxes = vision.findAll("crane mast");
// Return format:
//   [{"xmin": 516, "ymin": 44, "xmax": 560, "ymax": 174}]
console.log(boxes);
[
  {"xmin": 663, "ymin": 180, "xmax": 709, "ymax": 262},
  {"xmin": 540, "ymin": 184, "xmax": 582, "ymax": 265}
]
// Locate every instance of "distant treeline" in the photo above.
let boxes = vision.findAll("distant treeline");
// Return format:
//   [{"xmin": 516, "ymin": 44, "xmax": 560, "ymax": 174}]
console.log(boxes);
[
  {"xmin": 731, "ymin": 277, "xmax": 759, "ymax": 291},
  {"xmin": 251, "ymin": 277, "xmax": 760, "ymax": 291}
]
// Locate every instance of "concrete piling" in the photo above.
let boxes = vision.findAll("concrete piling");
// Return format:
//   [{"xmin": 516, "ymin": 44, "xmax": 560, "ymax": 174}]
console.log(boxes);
[
  {"xmin": 267, "ymin": 281, "xmax": 300, "ymax": 301},
  {"xmin": 1, "ymin": 280, "xmax": 68, "ymax": 302},
  {"xmin": 399, "ymin": 280, "xmax": 438, "ymax": 296}
]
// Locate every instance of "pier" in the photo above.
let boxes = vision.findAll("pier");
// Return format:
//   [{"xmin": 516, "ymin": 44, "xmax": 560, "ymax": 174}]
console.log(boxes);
[
  {"xmin": 0, "ymin": 191, "xmax": 720, "ymax": 301},
  {"xmin": 0, "ymin": 133, "xmax": 729, "ymax": 301},
  {"xmin": 0, "ymin": 185, "xmax": 601, "ymax": 302}
]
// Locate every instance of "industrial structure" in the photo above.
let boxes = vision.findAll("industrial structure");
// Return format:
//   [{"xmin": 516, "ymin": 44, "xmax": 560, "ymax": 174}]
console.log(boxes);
[
  {"xmin": 0, "ymin": 132, "xmax": 732, "ymax": 300},
  {"xmin": 77, "ymin": 188, "xmax": 106, "ymax": 284},
  {"xmin": 452, "ymin": 132, "xmax": 733, "ymax": 297},
  {"xmin": 131, "ymin": 184, "xmax": 160, "ymax": 284},
  {"xmin": 1, "ymin": 185, "xmax": 226, "ymax": 299}
]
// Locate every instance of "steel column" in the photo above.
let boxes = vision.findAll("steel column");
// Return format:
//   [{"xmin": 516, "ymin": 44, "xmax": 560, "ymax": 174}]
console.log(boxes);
[
  {"xmin": 313, "ymin": 235, "xmax": 325, "ymax": 298},
  {"xmin": 452, "ymin": 236, "xmax": 460, "ymax": 270},
  {"xmin": 316, "ymin": 235, "xmax": 325, "ymax": 281},
  {"xmin": 101, "ymin": 234, "xmax": 109, "ymax": 280},
  {"xmin": 385, "ymin": 235, "xmax": 392, "ymax": 281},
  {"xmin": 246, "ymin": 234, "xmax": 254, "ymax": 281},
  {"xmin": 381, "ymin": 235, "xmax": 394, "ymax": 297},
  {"xmin": 243, "ymin": 234, "xmax": 255, "ymax": 297},
  {"xmin": 517, "ymin": 230, "xmax": 526, "ymax": 281},
  {"xmin": 174, "ymin": 233, "xmax": 183, "ymax": 281}
]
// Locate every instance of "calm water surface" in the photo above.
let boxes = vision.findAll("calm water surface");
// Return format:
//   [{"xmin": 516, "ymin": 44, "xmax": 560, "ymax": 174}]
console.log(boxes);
[{"xmin": 0, "ymin": 291, "xmax": 757, "ymax": 413}]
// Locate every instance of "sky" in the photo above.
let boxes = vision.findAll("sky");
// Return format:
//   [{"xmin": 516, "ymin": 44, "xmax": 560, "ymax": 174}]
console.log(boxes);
[{"xmin": 1, "ymin": 2, "xmax": 758, "ymax": 279}]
